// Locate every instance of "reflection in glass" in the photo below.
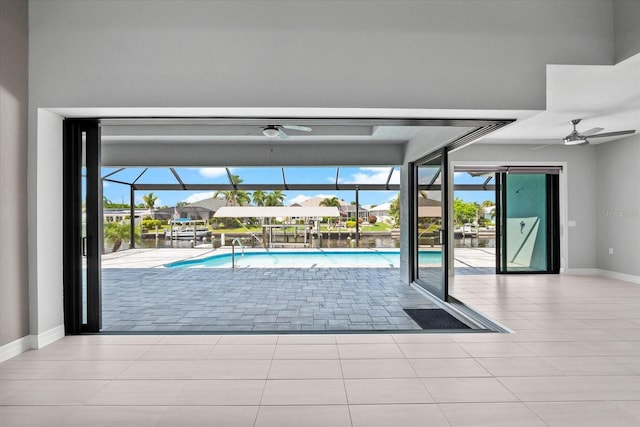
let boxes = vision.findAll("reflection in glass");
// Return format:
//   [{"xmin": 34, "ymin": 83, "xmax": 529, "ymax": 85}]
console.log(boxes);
[
  {"xmin": 81, "ymin": 132, "xmax": 87, "ymax": 324},
  {"xmin": 415, "ymin": 157, "xmax": 444, "ymax": 297},
  {"xmin": 503, "ymin": 174, "xmax": 547, "ymax": 272}
]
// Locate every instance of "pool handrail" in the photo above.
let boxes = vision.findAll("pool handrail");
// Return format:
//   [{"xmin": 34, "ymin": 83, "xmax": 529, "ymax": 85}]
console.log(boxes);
[{"xmin": 231, "ymin": 238, "xmax": 245, "ymax": 268}]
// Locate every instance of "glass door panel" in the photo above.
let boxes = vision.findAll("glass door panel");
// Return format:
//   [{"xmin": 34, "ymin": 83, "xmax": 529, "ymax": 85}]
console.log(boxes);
[
  {"xmin": 63, "ymin": 119, "xmax": 102, "ymax": 334},
  {"xmin": 81, "ymin": 135, "xmax": 87, "ymax": 324},
  {"xmin": 414, "ymin": 150, "xmax": 448, "ymax": 300},
  {"xmin": 498, "ymin": 172, "xmax": 560, "ymax": 273}
]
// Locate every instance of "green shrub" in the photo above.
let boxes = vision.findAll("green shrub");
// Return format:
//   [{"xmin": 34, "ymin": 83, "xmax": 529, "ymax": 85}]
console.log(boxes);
[
  {"xmin": 141, "ymin": 219, "xmax": 162, "ymax": 230},
  {"xmin": 218, "ymin": 217, "xmax": 241, "ymax": 229},
  {"xmin": 345, "ymin": 220, "xmax": 356, "ymax": 228}
]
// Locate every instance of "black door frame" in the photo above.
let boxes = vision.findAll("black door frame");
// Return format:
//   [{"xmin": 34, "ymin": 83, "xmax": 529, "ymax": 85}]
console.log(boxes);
[
  {"xmin": 63, "ymin": 119, "xmax": 102, "ymax": 334},
  {"xmin": 496, "ymin": 171, "xmax": 560, "ymax": 274},
  {"xmin": 412, "ymin": 148, "xmax": 450, "ymax": 301}
]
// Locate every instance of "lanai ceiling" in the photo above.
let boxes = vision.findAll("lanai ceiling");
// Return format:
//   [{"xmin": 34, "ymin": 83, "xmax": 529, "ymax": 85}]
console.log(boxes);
[{"xmin": 100, "ymin": 119, "xmax": 482, "ymax": 147}]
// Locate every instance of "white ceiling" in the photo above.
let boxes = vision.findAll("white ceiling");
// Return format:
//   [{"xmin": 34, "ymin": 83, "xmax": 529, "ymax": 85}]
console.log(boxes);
[
  {"xmin": 59, "ymin": 53, "xmax": 640, "ymax": 149},
  {"xmin": 479, "ymin": 53, "xmax": 640, "ymax": 147},
  {"xmin": 100, "ymin": 123, "xmax": 428, "ymax": 145}
]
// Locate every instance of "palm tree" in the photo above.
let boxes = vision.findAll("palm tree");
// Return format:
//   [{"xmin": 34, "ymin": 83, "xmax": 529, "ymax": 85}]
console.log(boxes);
[
  {"xmin": 142, "ymin": 192, "xmax": 158, "ymax": 219},
  {"xmin": 214, "ymin": 174, "xmax": 251, "ymax": 206},
  {"xmin": 319, "ymin": 196, "xmax": 341, "ymax": 208},
  {"xmin": 215, "ymin": 190, "xmax": 251, "ymax": 206},
  {"xmin": 320, "ymin": 196, "xmax": 342, "ymax": 227},
  {"xmin": 264, "ymin": 190, "xmax": 286, "ymax": 206},
  {"xmin": 103, "ymin": 221, "xmax": 140, "ymax": 253},
  {"xmin": 252, "ymin": 190, "xmax": 266, "ymax": 206}
]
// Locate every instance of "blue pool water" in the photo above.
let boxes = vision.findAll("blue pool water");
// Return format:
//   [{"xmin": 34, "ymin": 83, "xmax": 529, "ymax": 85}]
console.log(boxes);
[{"xmin": 166, "ymin": 250, "xmax": 442, "ymax": 269}]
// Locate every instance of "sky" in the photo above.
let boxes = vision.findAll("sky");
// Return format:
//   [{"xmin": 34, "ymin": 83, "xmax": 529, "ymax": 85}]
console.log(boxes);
[{"xmin": 101, "ymin": 167, "xmax": 494, "ymax": 208}]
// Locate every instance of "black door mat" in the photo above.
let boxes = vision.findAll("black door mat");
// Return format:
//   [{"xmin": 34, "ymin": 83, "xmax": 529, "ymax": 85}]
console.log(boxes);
[{"xmin": 403, "ymin": 308, "xmax": 471, "ymax": 330}]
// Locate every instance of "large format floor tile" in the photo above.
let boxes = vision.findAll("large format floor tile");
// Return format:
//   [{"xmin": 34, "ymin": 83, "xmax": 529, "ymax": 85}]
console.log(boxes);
[
  {"xmin": 157, "ymin": 406, "xmax": 258, "ymax": 427},
  {"xmin": 255, "ymin": 405, "xmax": 351, "ymax": 427},
  {"xmin": 268, "ymin": 359, "xmax": 342, "ymax": 379},
  {"xmin": 260, "ymin": 379, "xmax": 347, "ymax": 405},
  {"xmin": 59, "ymin": 406, "xmax": 166, "ymax": 427},
  {"xmin": 349, "ymin": 403, "xmax": 450, "ymax": 427},
  {"xmin": 527, "ymin": 401, "xmax": 640, "ymax": 427},
  {"xmin": 173, "ymin": 379, "xmax": 266, "ymax": 405},
  {"xmin": 1, "ymin": 380, "xmax": 108, "ymax": 406},
  {"xmin": 422, "ymin": 377, "xmax": 519, "ymax": 403},
  {"xmin": 340, "ymin": 358, "xmax": 417, "ymax": 378},
  {"xmin": 344, "ymin": 378, "xmax": 433, "ymax": 404},
  {"xmin": 2, "ymin": 272, "xmax": 639, "ymax": 427},
  {"xmin": 86, "ymin": 380, "xmax": 185, "ymax": 406},
  {"xmin": 438, "ymin": 402, "xmax": 547, "ymax": 426}
]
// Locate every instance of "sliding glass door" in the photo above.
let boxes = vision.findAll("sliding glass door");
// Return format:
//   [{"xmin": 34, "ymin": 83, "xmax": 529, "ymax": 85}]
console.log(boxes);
[
  {"xmin": 497, "ymin": 171, "xmax": 560, "ymax": 273},
  {"xmin": 63, "ymin": 119, "xmax": 102, "ymax": 333},
  {"xmin": 413, "ymin": 149, "xmax": 449, "ymax": 301}
]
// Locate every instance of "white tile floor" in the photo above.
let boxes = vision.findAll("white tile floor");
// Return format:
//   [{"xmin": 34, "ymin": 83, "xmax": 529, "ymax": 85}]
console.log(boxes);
[{"xmin": 1, "ymin": 273, "xmax": 639, "ymax": 426}]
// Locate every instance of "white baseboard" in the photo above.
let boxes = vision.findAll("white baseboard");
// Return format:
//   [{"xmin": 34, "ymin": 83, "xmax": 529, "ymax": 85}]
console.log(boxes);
[
  {"xmin": 32, "ymin": 325, "xmax": 65, "ymax": 349},
  {"xmin": 598, "ymin": 269, "xmax": 640, "ymax": 285},
  {"xmin": 0, "ymin": 325, "xmax": 65, "ymax": 363},
  {"xmin": 563, "ymin": 268, "xmax": 599, "ymax": 276},
  {"xmin": 0, "ymin": 335, "xmax": 33, "ymax": 363},
  {"xmin": 562, "ymin": 268, "xmax": 640, "ymax": 284}
]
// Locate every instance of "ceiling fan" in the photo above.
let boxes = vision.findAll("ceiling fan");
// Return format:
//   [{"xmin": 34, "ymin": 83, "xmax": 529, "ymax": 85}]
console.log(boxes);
[
  {"xmin": 263, "ymin": 124, "xmax": 312, "ymax": 138},
  {"xmin": 533, "ymin": 119, "xmax": 635, "ymax": 150},
  {"xmin": 562, "ymin": 119, "xmax": 635, "ymax": 145}
]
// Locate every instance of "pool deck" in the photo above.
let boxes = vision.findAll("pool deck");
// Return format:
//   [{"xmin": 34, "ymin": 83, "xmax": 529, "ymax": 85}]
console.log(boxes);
[{"xmin": 100, "ymin": 248, "xmax": 495, "ymax": 332}]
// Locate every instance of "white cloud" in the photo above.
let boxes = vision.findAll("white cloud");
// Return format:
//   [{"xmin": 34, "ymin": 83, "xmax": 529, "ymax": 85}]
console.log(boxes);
[
  {"xmin": 198, "ymin": 168, "xmax": 228, "ymax": 178},
  {"xmin": 182, "ymin": 192, "xmax": 217, "ymax": 204},
  {"xmin": 340, "ymin": 167, "xmax": 399, "ymax": 185}
]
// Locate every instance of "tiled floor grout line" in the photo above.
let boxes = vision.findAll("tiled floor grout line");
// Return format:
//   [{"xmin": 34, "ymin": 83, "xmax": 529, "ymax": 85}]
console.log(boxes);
[
  {"xmin": 337, "ymin": 349, "xmax": 355, "ymax": 427},
  {"xmin": 253, "ymin": 350, "xmax": 276, "ymax": 427}
]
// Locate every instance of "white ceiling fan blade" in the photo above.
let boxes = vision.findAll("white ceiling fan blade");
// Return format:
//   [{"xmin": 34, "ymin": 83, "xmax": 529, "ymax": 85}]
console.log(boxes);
[
  {"xmin": 588, "ymin": 129, "xmax": 635, "ymax": 138},
  {"xmin": 531, "ymin": 143, "xmax": 556, "ymax": 151},
  {"xmin": 282, "ymin": 125, "xmax": 312, "ymax": 132},
  {"xmin": 277, "ymin": 128, "xmax": 288, "ymax": 139},
  {"xmin": 581, "ymin": 127, "xmax": 604, "ymax": 136}
]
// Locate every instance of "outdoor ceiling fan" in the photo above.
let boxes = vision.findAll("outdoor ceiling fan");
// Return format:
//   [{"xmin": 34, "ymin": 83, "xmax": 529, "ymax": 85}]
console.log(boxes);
[
  {"xmin": 263, "ymin": 124, "xmax": 312, "ymax": 139},
  {"xmin": 533, "ymin": 119, "xmax": 635, "ymax": 150}
]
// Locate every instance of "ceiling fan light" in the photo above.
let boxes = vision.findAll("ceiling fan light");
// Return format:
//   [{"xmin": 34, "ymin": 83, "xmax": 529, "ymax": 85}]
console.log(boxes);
[
  {"xmin": 263, "ymin": 127, "xmax": 279, "ymax": 138},
  {"xmin": 564, "ymin": 137, "xmax": 587, "ymax": 145}
]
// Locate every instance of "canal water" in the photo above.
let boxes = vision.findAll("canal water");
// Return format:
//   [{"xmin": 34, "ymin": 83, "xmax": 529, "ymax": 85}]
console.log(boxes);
[{"xmin": 107, "ymin": 234, "xmax": 494, "ymax": 252}]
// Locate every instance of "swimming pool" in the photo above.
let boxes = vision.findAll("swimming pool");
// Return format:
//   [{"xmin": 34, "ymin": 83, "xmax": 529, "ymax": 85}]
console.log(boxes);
[{"xmin": 166, "ymin": 249, "xmax": 442, "ymax": 269}]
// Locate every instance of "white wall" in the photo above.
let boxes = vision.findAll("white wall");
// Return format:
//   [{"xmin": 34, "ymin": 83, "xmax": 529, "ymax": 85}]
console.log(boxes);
[
  {"xmin": 614, "ymin": 0, "xmax": 640, "ymax": 62},
  {"xmin": 449, "ymin": 144, "xmax": 599, "ymax": 271},
  {"xmin": 29, "ymin": 0, "xmax": 614, "ymax": 111},
  {"xmin": 0, "ymin": 0, "xmax": 29, "ymax": 347},
  {"xmin": 596, "ymin": 136, "xmax": 640, "ymax": 279},
  {"xmin": 29, "ymin": 110, "xmax": 65, "ymax": 337}
]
